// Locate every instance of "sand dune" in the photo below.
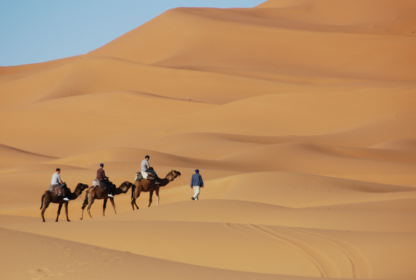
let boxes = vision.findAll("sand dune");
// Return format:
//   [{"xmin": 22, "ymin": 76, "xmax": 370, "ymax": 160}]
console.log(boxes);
[
  {"xmin": 25, "ymin": 91, "xmax": 214, "ymax": 119},
  {"xmin": 2, "ymin": 220, "xmax": 416, "ymax": 279},
  {"xmin": 221, "ymin": 143, "xmax": 416, "ymax": 175},
  {"xmin": 1, "ymin": 227, "xmax": 303, "ymax": 280},
  {"xmin": 99, "ymin": 199, "xmax": 416, "ymax": 232},
  {"xmin": 308, "ymin": 197, "xmax": 416, "ymax": 212},
  {"xmin": 370, "ymin": 138, "xmax": 416, "ymax": 152},
  {"xmin": 89, "ymin": 2, "xmax": 416, "ymax": 81},
  {"xmin": 199, "ymin": 172, "xmax": 416, "ymax": 207},
  {"xmin": 1, "ymin": 0, "xmax": 415, "ymax": 279},
  {"xmin": 0, "ymin": 144, "xmax": 56, "ymax": 169},
  {"xmin": 0, "ymin": 56, "xmax": 78, "ymax": 77}
]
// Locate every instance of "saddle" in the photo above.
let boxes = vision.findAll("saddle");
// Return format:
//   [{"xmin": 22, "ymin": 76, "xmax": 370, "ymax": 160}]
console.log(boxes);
[
  {"xmin": 48, "ymin": 185, "xmax": 64, "ymax": 196},
  {"xmin": 135, "ymin": 172, "xmax": 155, "ymax": 181},
  {"xmin": 95, "ymin": 179, "xmax": 114, "ymax": 190}
]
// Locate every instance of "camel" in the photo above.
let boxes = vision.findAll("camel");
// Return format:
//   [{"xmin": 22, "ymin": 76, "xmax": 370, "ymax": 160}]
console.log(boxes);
[
  {"xmin": 40, "ymin": 183, "xmax": 89, "ymax": 222},
  {"xmin": 131, "ymin": 170, "xmax": 181, "ymax": 210},
  {"xmin": 80, "ymin": 181, "xmax": 134, "ymax": 220}
]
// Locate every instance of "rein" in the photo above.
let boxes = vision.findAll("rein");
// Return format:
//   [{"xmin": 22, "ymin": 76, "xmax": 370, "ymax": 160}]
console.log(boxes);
[{"xmin": 179, "ymin": 177, "xmax": 191, "ymax": 194}]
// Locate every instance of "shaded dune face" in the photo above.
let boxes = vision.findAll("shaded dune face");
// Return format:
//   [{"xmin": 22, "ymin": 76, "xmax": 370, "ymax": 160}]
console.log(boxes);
[{"xmin": 1, "ymin": 1, "xmax": 416, "ymax": 280}]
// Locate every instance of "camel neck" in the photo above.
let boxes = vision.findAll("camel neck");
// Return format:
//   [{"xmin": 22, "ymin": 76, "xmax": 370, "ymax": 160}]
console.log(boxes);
[
  {"xmin": 114, "ymin": 182, "xmax": 132, "ymax": 194},
  {"xmin": 159, "ymin": 177, "xmax": 172, "ymax": 187},
  {"xmin": 69, "ymin": 186, "xmax": 81, "ymax": 199}
]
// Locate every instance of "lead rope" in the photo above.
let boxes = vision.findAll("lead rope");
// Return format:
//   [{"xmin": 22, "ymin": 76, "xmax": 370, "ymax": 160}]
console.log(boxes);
[{"xmin": 180, "ymin": 177, "xmax": 191, "ymax": 194}]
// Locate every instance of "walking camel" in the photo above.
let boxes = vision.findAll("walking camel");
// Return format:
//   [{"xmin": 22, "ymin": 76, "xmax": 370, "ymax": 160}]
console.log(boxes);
[
  {"xmin": 131, "ymin": 170, "xmax": 181, "ymax": 210},
  {"xmin": 40, "ymin": 183, "xmax": 89, "ymax": 222},
  {"xmin": 80, "ymin": 181, "xmax": 134, "ymax": 220}
]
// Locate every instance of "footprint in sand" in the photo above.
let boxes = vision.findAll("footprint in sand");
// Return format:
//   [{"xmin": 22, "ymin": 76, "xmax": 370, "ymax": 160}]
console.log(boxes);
[
  {"xmin": 227, "ymin": 224, "xmax": 373, "ymax": 279},
  {"xmin": 30, "ymin": 268, "xmax": 55, "ymax": 279}
]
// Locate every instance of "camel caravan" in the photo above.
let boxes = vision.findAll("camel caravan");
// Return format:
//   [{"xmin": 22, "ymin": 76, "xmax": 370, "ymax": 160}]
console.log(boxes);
[{"xmin": 40, "ymin": 155, "xmax": 182, "ymax": 222}]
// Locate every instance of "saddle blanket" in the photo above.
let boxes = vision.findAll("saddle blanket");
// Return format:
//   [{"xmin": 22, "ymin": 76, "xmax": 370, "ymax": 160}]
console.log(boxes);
[
  {"xmin": 135, "ymin": 172, "xmax": 155, "ymax": 181},
  {"xmin": 48, "ymin": 185, "xmax": 64, "ymax": 196},
  {"xmin": 92, "ymin": 180, "xmax": 99, "ymax": 188}
]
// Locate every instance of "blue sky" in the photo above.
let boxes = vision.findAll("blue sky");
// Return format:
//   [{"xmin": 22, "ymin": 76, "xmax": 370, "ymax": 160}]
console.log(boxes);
[{"xmin": 0, "ymin": 0, "xmax": 264, "ymax": 66}]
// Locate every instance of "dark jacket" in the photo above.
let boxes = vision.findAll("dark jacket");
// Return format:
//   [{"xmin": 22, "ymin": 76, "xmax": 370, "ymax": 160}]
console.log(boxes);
[
  {"xmin": 190, "ymin": 173, "xmax": 204, "ymax": 187},
  {"xmin": 97, "ymin": 168, "xmax": 107, "ymax": 181}
]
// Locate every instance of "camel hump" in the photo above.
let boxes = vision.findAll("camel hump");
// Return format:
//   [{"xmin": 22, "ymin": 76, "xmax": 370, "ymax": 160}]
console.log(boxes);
[{"xmin": 136, "ymin": 172, "xmax": 155, "ymax": 181}]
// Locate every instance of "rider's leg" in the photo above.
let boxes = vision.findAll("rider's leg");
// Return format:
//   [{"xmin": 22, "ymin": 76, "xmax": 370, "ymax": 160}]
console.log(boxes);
[
  {"xmin": 107, "ymin": 182, "xmax": 114, "ymax": 197},
  {"xmin": 146, "ymin": 170, "xmax": 160, "ymax": 184},
  {"xmin": 61, "ymin": 183, "xmax": 69, "ymax": 201},
  {"xmin": 154, "ymin": 172, "xmax": 161, "ymax": 184}
]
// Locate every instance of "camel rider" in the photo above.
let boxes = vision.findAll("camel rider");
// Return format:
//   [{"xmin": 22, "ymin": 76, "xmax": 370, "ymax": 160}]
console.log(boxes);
[
  {"xmin": 141, "ymin": 155, "xmax": 161, "ymax": 184},
  {"xmin": 97, "ymin": 163, "xmax": 114, "ymax": 198},
  {"xmin": 51, "ymin": 168, "xmax": 69, "ymax": 201}
]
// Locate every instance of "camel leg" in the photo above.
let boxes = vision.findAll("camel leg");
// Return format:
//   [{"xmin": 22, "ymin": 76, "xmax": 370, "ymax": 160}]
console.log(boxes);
[
  {"xmin": 103, "ymin": 198, "xmax": 108, "ymax": 216},
  {"xmin": 65, "ymin": 202, "xmax": 70, "ymax": 222},
  {"xmin": 80, "ymin": 206, "xmax": 85, "ymax": 221},
  {"xmin": 109, "ymin": 197, "xmax": 117, "ymax": 214},
  {"xmin": 134, "ymin": 189, "xmax": 142, "ymax": 210},
  {"xmin": 41, "ymin": 195, "xmax": 50, "ymax": 223},
  {"xmin": 148, "ymin": 190, "xmax": 154, "ymax": 207},
  {"xmin": 135, "ymin": 188, "xmax": 141, "ymax": 209},
  {"xmin": 131, "ymin": 187, "xmax": 141, "ymax": 210},
  {"xmin": 156, "ymin": 188, "xmax": 160, "ymax": 206},
  {"xmin": 130, "ymin": 183, "xmax": 137, "ymax": 210},
  {"xmin": 131, "ymin": 197, "xmax": 135, "ymax": 210},
  {"xmin": 87, "ymin": 194, "xmax": 95, "ymax": 219},
  {"xmin": 131, "ymin": 198, "xmax": 135, "ymax": 210},
  {"xmin": 80, "ymin": 205, "xmax": 86, "ymax": 220},
  {"xmin": 80, "ymin": 193, "xmax": 86, "ymax": 220},
  {"xmin": 56, "ymin": 202, "xmax": 63, "ymax": 222}
]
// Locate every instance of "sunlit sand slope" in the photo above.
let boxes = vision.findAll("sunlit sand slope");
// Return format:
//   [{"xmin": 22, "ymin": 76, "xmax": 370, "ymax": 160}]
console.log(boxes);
[
  {"xmin": 1, "ymin": 228, "xmax": 308, "ymax": 280},
  {"xmin": 2, "ymin": 220, "xmax": 416, "ymax": 279}
]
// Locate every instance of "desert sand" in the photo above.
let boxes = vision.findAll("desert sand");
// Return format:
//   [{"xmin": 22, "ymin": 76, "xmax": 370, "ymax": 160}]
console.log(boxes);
[{"xmin": 1, "ymin": 0, "xmax": 416, "ymax": 279}]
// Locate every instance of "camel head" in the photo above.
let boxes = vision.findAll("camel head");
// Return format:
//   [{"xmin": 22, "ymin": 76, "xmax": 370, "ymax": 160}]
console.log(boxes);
[
  {"xmin": 118, "ymin": 181, "xmax": 134, "ymax": 193},
  {"xmin": 76, "ymin": 183, "xmax": 89, "ymax": 192},
  {"xmin": 69, "ymin": 183, "xmax": 89, "ymax": 197},
  {"xmin": 167, "ymin": 170, "xmax": 181, "ymax": 181}
]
